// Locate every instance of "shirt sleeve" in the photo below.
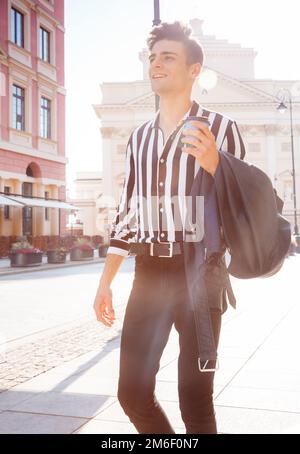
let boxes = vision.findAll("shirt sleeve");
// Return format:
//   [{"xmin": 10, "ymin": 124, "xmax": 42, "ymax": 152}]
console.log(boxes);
[
  {"xmin": 221, "ymin": 120, "xmax": 246, "ymax": 160},
  {"xmin": 107, "ymin": 135, "xmax": 137, "ymax": 257}
]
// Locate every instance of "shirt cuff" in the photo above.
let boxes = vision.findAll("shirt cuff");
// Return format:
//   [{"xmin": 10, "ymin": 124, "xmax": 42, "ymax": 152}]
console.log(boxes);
[{"xmin": 107, "ymin": 247, "xmax": 129, "ymax": 257}]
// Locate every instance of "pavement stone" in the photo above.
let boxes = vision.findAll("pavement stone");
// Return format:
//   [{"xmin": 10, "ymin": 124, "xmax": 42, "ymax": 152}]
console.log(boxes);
[
  {"xmin": 215, "ymin": 406, "xmax": 300, "ymax": 434},
  {"xmin": 0, "ymin": 411, "xmax": 88, "ymax": 434},
  {"xmin": 0, "ymin": 313, "xmax": 125, "ymax": 393}
]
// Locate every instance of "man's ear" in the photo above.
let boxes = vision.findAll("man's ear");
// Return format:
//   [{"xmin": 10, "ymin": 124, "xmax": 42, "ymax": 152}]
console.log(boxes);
[{"xmin": 190, "ymin": 63, "xmax": 201, "ymax": 80}]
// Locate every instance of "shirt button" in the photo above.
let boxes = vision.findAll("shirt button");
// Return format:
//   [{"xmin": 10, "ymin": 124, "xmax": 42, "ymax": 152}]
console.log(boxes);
[
  {"xmin": 160, "ymin": 233, "xmax": 165, "ymax": 238},
  {"xmin": 160, "ymin": 158, "xmax": 165, "ymax": 164},
  {"xmin": 159, "ymin": 182, "xmax": 164, "ymax": 187}
]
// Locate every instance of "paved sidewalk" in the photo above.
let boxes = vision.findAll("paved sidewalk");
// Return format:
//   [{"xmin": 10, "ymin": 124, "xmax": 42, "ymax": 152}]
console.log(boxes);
[
  {"xmin": 0, "ymin": 251, "xmax": 105, "ymax": 277},
  {"xmin": 0, "ymin": 255, "xmax": 299, "ymax": 434}
]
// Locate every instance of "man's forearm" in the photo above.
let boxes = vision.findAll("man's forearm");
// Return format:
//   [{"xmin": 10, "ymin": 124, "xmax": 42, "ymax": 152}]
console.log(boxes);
[{"xmin": 99, "ymin": 253, "xmax": 125, "ymax": 288}]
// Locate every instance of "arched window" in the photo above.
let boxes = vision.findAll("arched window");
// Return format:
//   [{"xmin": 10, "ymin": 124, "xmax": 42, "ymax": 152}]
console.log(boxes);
[{"xmin": 25, "ymin": 162, "xmax": 41, "ymax": 178}]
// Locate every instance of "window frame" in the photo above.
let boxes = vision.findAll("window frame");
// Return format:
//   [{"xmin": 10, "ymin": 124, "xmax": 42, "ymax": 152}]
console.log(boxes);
[
  {"xmin": 10, "ymin": 6, "xmax": 24, "ymax": 47},
  {"xmin": 40, "ymin": 96, "xmax": 51, "ymax": 139},
  {"xmin": 45, "ymin": 191, "xmax": 49, "ymax": 221},
  {"xmin": 12, "ymin": 83, "xmax": 25, "ymax": 131},
  {"xmin": 39, "ymin": 26, "xmax": 51, "ymax": 63},
  {"xmin": 4, "ymin": 186, "xmax": 11, "ymax": 220}
]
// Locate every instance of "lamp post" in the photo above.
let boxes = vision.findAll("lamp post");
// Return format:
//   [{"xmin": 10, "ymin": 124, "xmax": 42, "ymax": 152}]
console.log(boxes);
[
  {"xmin": 277, "ymin": 88, "xmax": 299, "ymax": 242},
  {"xmin": 153, "ymin": 0, "xmax": 161, "ymax": 112}
]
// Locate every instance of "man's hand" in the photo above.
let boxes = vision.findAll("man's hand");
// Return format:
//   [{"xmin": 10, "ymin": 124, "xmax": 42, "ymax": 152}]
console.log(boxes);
[
  {"xmin": 93, "ymin": 285, "xmax": 115, "ymax": 327},
  {"xmin": 181, "ymin": 121, "xmax": 220, "ymax": 176}
]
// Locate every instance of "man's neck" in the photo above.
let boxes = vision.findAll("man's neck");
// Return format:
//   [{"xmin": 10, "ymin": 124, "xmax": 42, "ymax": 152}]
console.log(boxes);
[{"xmin": 158, "ymin": 95, "xmax": 193, "ymax": 132}]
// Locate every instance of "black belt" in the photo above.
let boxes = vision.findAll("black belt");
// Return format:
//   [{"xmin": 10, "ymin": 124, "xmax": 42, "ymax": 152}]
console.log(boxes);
[{"xmin": 130, "ymin": 242, "xmax": 183, "ymax": 257}]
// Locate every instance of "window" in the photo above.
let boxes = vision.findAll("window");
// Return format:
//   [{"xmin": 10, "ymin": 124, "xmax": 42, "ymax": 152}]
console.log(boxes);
[
  {"xmin": 40, "ymin": 97, "xmax": 51, "ymax": 139},
  {"xmin": 12, "ymin": 84, "xmax": 25, "ymax": 131},
  {"xmin": 4, "ymin": 186, "xmax": 11, "ymax": 220},
  {"xmin": 22, "ymin": 182, "xmax": 33, "ymax": 197},
  {"xmin": 40, "ymin": 27, "xmax": 50, "ymax": 63},
  {"xmin": 11, "ymin": 7, "xmax": 24, "ymax": 47},
  {"xmin": 45, "ymin": 191, "xmax": 49, "ymax": 220}
]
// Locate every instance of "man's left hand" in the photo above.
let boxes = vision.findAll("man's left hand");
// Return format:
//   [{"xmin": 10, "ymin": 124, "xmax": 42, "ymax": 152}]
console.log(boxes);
[{"xmin": 180, "ymin": 121, "xmax": 220, "ymax": 177}]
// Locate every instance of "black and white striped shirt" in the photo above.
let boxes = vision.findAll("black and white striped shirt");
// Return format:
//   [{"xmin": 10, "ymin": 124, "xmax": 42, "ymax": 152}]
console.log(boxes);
[{"xmin": 108, "ymin": 100, "xmax": 245, "ymax": 256}]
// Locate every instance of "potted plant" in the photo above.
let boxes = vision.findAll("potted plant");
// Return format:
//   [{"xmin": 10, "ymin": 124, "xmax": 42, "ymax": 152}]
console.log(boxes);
[
  {"xmin": 70, "ymin": 238, "xmax": 94, "ymax": 261},
  {"xmin": 47, "ymin": 246, "xmax": 67, "ymax": 264},
  {"xmin": 9, "ymin": 239, "xmax": 43, "ymax": 267}
]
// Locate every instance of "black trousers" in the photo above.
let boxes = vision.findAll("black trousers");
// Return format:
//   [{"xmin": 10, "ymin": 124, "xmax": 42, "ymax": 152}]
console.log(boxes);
[{"xmin": 117, "ymin": 253, "xmax": 222, "ymax": 434}]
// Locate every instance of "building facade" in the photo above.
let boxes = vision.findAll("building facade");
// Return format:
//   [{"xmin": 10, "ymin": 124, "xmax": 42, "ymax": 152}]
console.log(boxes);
[
  {"xmin": 69, "ymin": 171, "xmax": 104, "ymax": 238},
  {"xmin": 0, "ymin": 0, "xmax": 70, "ymax": 238},
  {"xmin": 93, "ymin": 19, "xmax": 300, "ymax": 234}
]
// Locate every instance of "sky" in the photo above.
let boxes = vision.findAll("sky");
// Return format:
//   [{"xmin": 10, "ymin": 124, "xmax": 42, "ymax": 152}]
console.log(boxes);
[{"xmin": 65, "ymin": 0, "xmax": 300, "ymax": 196}]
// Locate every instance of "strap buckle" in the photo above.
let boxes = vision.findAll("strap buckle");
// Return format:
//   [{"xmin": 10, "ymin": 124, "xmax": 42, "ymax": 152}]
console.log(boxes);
[
  {"xmin": 150, "ymin": 242, "xmax": 173, "ymax": 258},
  {"xmin": 198, "ymin": 357, "xmax": 219, "ymax": 373}
]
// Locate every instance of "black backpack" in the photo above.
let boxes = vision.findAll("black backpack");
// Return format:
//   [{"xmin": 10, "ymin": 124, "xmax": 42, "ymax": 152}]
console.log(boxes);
[{"xmin": 213, "ymin": 151, "xmax": 291, "ymax": 279}]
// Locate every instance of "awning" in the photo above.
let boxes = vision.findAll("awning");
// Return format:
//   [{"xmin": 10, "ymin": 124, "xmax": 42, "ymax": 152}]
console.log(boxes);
[
  {"xmin": 4, "ymin": 195, "xmax": 78, "ymax": 210},
  {"xmin": 0, "ymin": 195, "xmax": 24, "ymax": 206}
]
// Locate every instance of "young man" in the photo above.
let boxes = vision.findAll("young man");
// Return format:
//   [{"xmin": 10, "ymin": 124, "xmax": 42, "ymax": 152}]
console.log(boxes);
[{"xmin": 93, "ymin": 21, "xmax": 245, "ymax": 434}]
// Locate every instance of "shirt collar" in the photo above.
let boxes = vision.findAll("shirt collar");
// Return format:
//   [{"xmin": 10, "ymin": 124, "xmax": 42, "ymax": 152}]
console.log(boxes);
[{"xmin": 150, "ymin": 100, "xmax": 200, "ymax": 130}]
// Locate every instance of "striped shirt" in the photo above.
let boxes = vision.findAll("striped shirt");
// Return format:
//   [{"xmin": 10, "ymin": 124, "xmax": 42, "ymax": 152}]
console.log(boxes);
[{"xmin": 108, "ymin": 100, "xmax": 246, "ymax": 257}]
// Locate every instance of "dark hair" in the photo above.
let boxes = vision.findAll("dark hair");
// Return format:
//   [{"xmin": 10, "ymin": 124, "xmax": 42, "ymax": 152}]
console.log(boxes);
[{"xmin": 147, "ymin": 21, "xmax": 204, "ymax": 66}]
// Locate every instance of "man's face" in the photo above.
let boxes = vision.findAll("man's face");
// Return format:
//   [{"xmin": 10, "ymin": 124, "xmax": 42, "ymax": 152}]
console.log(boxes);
[{"xmin": 148, "ymin": 39, "xmax": 200, "ymax": 96}]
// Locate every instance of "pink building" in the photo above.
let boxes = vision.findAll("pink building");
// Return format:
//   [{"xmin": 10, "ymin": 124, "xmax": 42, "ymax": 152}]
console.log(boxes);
[{"xmin": 0, "ymin": 0, "xmax": 72, "ymax": 244}]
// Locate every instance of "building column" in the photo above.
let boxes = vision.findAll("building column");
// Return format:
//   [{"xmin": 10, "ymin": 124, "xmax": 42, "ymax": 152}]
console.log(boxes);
[
  {"xmin": 51, "ymin": 186, "xmax": 59, "ymax": 235},
  {"xmin": 265, "ymin": 125, "xmax": 277, "ymax": 186},
  {"xmin": 100, "ymin": 128, "xmax": 114, "ymax": 199},
  {"xmin": 13, "ymin": 180, "xmax": 22, "ymax": 236},
  {"xmin": 295, "ymin": 129, "xmax": 300, "ymax": 229},
  {"xmin": 35, "ymin": 183, "xmax": 45, "ymax": 235},
  {"xmin": 296, "ymin": 128, "xmax": 300, "ymax": 209}
]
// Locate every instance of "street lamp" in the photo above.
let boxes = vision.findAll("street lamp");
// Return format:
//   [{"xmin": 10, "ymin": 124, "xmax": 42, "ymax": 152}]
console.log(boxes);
[
  {"xmin": 277, "ymin": 88, "xmax": 299, "ymax": 241},
  {"xmin": 152, "ymin": 0, "xmax": 161, "ymax": 27},
  {"xmin": 153, "ymin": 0, "xmax": 161, "ymax": 112}
]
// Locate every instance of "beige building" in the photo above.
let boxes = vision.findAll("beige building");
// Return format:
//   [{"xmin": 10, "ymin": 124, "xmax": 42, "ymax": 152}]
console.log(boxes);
[
  {"xmin": 93, "ymin": 18, "xmax": 300, "ymax": 234},
  {"xmin": 69, "ymin": 171, "xmax": 105, "ymax": 237}
]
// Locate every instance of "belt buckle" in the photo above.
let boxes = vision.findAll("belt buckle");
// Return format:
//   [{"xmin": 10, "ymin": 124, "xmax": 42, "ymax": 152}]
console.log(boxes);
[
  {"xmin": 150, "ymin": 242, "xmax": 173, "ymax": 258},
  {"xmin": 198, "ymin": 357, "xmax": 219, "ymax": 373}
]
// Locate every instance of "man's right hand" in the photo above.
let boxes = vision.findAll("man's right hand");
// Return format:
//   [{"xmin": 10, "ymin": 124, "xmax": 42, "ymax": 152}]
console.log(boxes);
[
  {"xmin": 93, "ymin": 253, "xmax": 125, "ymax": 327},
  {"xmin": 93, "ymin": 285, "xmax": 115, "ymax": 327}
]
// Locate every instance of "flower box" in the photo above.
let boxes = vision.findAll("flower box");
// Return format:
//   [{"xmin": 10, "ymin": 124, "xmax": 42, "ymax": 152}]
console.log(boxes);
[
  {"xmin": 9, "ymin": 238, "xmax": 43, "ymax": 267},
  {"xmin": 70, "ymin": 246, "xmax": 94, "ymax": 261},
  {"xmin": 47, "ymin": 249, "xmax": 67, "ymax": 264},
  {"xmin": 9, "ymin": 251, "xmax": 43, "ymax": 267},
  {"xmin": 69, "ymin": 239, "xmax": 94, "ymax": 261}
]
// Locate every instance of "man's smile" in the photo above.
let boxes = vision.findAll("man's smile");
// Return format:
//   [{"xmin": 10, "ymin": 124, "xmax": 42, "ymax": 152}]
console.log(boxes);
[{"xmin": 152, "ymin": 74, "xmax": 167, "ymax": 79}]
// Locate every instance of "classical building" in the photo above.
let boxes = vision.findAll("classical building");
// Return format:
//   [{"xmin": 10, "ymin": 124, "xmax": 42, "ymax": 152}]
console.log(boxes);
[
  {"xmin": 93, "ymin": 18, "xmax": 300, "ymax": 234},
  {"xmin": 0, "ymin": 0, "xmax": 73, "ymax": 239},
  {"xmin": 68, "ymin": 171, "xmax": 104, "ymax": 237}
]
